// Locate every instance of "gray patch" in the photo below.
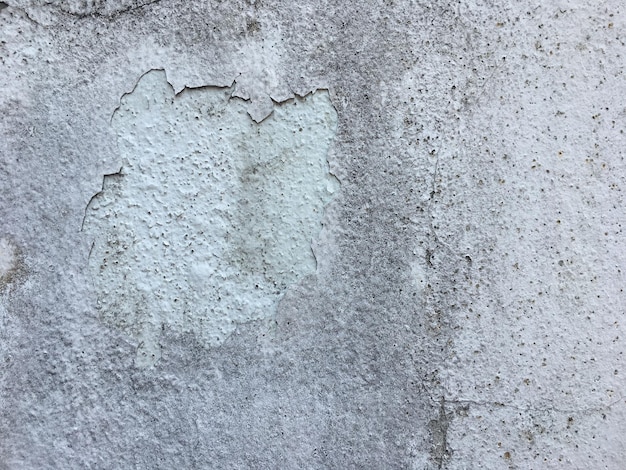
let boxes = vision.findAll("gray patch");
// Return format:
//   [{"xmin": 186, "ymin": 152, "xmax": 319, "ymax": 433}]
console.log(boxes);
[{"xmin": 428, "ymin": 398, "xmax": 453, "ymax": 469}]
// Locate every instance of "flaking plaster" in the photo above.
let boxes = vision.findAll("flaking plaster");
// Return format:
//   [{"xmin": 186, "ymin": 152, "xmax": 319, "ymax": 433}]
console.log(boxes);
[{"xmin": 83, "ymin": 70, "xmax": 339, "ymax": 366}]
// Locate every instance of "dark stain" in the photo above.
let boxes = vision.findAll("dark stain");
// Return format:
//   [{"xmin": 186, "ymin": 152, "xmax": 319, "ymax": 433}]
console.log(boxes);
[
  {"xmin": 426, "ymin": 248, "xmax": 434, "ymax": 267},
  {"xmin": 0, "ymin": 238, "xmax": 26, "ymax": 291},
  {"xmin": 246, "ymin": 19, "xmax": 260, "ymax": 34}
]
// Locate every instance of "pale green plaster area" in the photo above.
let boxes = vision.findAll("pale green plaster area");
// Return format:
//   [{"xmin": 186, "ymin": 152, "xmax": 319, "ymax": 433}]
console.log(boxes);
[{"xmin": 84, "ymin": 70, "xmax": 339, "ymax": 367}]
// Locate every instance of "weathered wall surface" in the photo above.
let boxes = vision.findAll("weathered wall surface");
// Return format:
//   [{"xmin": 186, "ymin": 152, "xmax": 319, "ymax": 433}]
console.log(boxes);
[{"xmin": 1, "ymin": 1, "xmax": 625, "ymax": 468}]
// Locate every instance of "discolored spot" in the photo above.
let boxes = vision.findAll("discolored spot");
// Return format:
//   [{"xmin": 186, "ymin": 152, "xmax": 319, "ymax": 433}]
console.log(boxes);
[
  {"xmin": 0, "ymin": 237, "xmax": 24, "ymax": 290},
  {"xmin": 246, "ymin": 19, "xmax": 260, "ymax": 33}
]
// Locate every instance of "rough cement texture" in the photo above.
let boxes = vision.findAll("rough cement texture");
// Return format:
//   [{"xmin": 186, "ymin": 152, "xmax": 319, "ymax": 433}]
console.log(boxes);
[{"xmin": 1, "ymin": 0, "xmax": 625, "ymax": 468}]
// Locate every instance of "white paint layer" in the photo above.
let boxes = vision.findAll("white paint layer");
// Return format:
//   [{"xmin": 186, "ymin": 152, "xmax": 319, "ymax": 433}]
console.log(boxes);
[{"xmin": 84, "ymin": 70, "xmax": 338, "ymax": 367}]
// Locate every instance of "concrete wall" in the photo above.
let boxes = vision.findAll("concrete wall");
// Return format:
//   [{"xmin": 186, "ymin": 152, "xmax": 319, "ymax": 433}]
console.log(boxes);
[{"xmin": 1, "ymin": 1, "xmax": 625, "ymax": 468}]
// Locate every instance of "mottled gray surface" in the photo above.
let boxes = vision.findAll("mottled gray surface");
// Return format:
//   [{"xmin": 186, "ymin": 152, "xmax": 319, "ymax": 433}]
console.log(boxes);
[{"xmin": 1, "ymin": 1, "xmax": 626, "ymax": 468}]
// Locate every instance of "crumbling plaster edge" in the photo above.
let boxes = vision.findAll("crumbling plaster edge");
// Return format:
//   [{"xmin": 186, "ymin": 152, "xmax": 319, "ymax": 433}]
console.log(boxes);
[
  {"xmin": 81, "ymin": 67, "xmax": 343, "ymax": 314},
  {"xmin": 84, "ymin": 66, "xmax": 342, "ymax": 229},
  {"xmin": 110, "ymin": 68, "xmax": 338, "ymax": 124}
]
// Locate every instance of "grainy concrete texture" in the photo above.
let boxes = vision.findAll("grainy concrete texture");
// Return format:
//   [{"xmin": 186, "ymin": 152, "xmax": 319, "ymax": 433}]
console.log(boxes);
[{"xmin": 1, "ymin": 0, "xmax": 625, "ymax": 468}]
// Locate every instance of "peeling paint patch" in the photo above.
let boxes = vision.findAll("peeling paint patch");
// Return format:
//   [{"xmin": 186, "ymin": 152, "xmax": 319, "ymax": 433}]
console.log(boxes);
[{"xmin": 83, "ymin": 70, "xmax": 338, "ymax": 367}]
